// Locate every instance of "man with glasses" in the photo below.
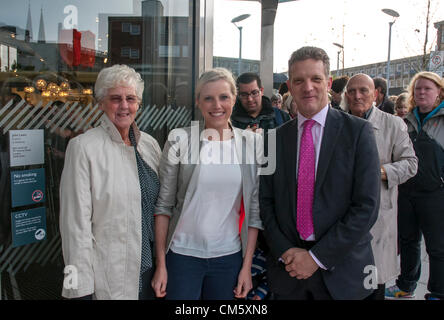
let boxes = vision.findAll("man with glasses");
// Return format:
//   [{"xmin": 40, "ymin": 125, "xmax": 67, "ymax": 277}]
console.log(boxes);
[{"xmin": 231, "ymin": 73, "xmax": 290, "ymax": 132}]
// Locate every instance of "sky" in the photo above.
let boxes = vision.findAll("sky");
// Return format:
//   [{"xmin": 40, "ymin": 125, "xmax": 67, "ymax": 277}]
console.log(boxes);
[
  {"xmin": 214, "ymin": 0, "xmax": 444, "ymax": 73},
  {"xmin": 2, "ymin": 0, "xmax": 443, "ymax": 74}
]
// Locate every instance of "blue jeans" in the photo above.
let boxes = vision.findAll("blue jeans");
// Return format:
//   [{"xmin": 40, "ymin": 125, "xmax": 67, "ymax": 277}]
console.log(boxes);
[
  {"xmin": 165, "ymin": 251, "xmax": 242, "ymax": 300},
  {"xmin": 396, "ymin": 188, "xmax": 444, "ymax": 298}
]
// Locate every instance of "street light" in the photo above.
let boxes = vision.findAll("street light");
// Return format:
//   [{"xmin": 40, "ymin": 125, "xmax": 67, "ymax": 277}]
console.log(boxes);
[
  {"xmin": 333, "ymin": 42, "xmax": 344, "ymax": 77},
  {"xmin": 231, "ymin": 14, "xmax": 251, "ymax": 76},
  {"xmin": 382, "ymin": 8, "xmax": 400, "ymax": 96}
]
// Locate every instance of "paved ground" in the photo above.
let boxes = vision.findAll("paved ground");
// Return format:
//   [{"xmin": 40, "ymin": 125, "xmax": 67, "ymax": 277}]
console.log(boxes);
[{"xmin": 386, "ymin": 238, "xmax": 429, "ymax": 300}]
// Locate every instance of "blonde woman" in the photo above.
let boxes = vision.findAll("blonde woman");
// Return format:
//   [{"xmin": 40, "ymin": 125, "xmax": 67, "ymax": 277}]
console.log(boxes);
[
  {"xmin": 152, "ymin": 68, "xmax": 263, "ymax": 300},
  {"xmin": 386, "ymin": 72, "xmax": 444, "ymax": 300}
]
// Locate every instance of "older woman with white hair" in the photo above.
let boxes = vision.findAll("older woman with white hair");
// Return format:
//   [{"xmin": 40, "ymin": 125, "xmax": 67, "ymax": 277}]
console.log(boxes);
[{"xmin": 60, "ymin": 64, "xmax": 161, "ymax": 300}]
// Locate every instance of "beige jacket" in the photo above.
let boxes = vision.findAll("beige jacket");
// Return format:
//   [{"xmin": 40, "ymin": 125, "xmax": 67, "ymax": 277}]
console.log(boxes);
[
  {"xmin": 367, "ymin": 107, "xmax": 418, "ymax": 284},
  {"xmin": 59, "ymin": 114, "xmax": 161, "ymax": 299},
  {"xmin": 154, "ymin": 124, "xmax": 264, "ymax": 257}
]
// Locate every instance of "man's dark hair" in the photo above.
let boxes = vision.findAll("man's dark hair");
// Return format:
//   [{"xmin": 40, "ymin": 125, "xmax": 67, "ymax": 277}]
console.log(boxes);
[
  {"xmin": 331, "ymin": 76, "xmax": 349, "ymax": 93},
  {"xmin": 278, "ymin": 82, "xmax": 288, "ymax": 95},
  {"xmin": 236, "ymin": 72, "xmax": 262, "ymax": 89},
  {"xmin": 373, "ymin": 77, "xmax": 387, "ymax": 96},
  {"xmin": 288, "ymin": 46, "xmax": 330, "ymax": 77}
]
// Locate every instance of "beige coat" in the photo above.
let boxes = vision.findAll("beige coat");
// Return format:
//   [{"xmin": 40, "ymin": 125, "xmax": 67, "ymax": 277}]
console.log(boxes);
[
  {"xmin": 367, "ymin": 107, "xmax": 418, "ymax": 284},
  {"xmin": 154, "ymin": 124, "xmax": 264, "ymax": 257},
  {"xmin": 59, "ymin": 115, "xmax": 161, "ymax": 299}
]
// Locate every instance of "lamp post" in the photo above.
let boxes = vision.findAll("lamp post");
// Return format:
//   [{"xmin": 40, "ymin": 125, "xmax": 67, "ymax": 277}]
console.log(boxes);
[
  {"xmin": 231, "ymin": 14, "xmax": 251, "ymax": 76},
  {"xmin": 333, "ymin": 42, "xmax": 344, "ymax": 77},
  {"xmin": 382, "ymin": 8, "xmax": 400, "ymax": 96}
]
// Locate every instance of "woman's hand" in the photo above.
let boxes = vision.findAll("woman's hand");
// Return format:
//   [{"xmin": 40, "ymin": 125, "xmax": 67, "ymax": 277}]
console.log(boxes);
[
  {"xmin": 233, "ymin": 266, "xmax": 253, "ymax": 299},
  {"xmin": 151, "ymin": 265, "xmax": 168, "ymax": 298}
]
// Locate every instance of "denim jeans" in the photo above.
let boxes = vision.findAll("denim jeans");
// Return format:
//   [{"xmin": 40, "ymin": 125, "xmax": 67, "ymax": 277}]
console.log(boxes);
[
  {"xmin": 396, "ymin": 188, "xmax": 444, "ymax": 298},
  {"xmin": 165, "ymin": 250, "xmax": 242, "ymax": 300}
]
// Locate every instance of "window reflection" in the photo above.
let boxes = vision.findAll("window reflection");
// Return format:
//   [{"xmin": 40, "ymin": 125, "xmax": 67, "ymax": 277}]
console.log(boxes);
[{"xmin": 0, "ymin": 0, "xmax": 196, "ymax": 299}]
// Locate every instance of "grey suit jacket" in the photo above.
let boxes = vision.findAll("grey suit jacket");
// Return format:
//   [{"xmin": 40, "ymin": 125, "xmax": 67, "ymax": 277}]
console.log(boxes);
[
  {"xmin": 260, "ymin": 107, "xmax": 381, "ymax": 300},
  {"xmin": 155, "ymin": 123, "xmax": 264, "ymax": 257},
  {"xmin": 367, "ymin": 107, "xmax": 417, "ymax": 284}
]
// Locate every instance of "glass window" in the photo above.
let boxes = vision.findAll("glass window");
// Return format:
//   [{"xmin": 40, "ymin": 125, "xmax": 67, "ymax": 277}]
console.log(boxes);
[
  {"xmin": 121, "ymin": 47, "xmax": 131, "ymax": 57},
  {"xmin": 130, "ymin": 48, "xmax": 139, "ymax": 59},
  {"xmin": 130, "ymin": 24, "xmax": 140, "ymax": 35},
  {"xmin": 403, "ymin": 78, "xmax": 410, "ymax": 87},
  {"xmin": 404, "ymin": 62, "xmax": 409, "ymax": 73},
  {"xmin": 0, "ymin": 0, "xmax": 198, "ymax": 300},
  {"xmin": 122, "ymin": 22, "xmax": 131, "ymax": 33}
]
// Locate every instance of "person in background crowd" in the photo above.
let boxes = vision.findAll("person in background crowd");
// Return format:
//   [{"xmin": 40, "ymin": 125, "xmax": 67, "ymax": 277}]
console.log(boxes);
[
  {"xmin": 60, "ymin": 64, "xmax": 162, "ymax": 300},
  {"xmin": 271, "ymin": 93, "xmax": 283, "ymax": 110},
  {"xmin": 374, "ymin": 77, "xmax": 395, "ymax": 114},
  {"xmin": 345, "ymin": 73, "xmax": 418, "ymax": 300},
  {"xmin": 330, "ymin": 75, "xmax": 349, "ymax": 110},
  {"xmin": 278, "ymin": 82, "xmax": 288, "ymax": 96},
  {"xmin": 282, "ymin": 92, "xmax": 291, "ymax": 114},
  {"xmin": 247, "ymin": 247, "xmax": 269, "ymax": 300},
  {"xmin": 260, "ymin": 46, "xmax": 381, "ymax": 300},
  {"xmin": 151, "ymin": 68, "xmax": 263, "ymax": 300},
  {"xmin": 386, "ymin": 71, "xmax": 444, "ymax": 300},
  {"xmin": 231, "ymin": 73, "xmax": 290, "ymax": 133},
  {"xmin": 395, "ymin": 92, "xmax": 410, "ymax": 118},
  {"xmin": 389, "ymin": 95, "xmax": 398, "ymax": 104}
]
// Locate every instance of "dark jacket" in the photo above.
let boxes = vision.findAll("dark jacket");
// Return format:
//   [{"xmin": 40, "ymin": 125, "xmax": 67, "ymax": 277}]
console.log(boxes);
[
  {"xmin": 259, "ymin": 108, "xmax": 380, "ymax": 300},
  {"xmin": 377, "ymin": 96, "xmax": 394, "ymax": 115},
  {"xmin": 231, "ymin": 96, "xmax": 290, "ymax": 131},
  {"xmin": 400, "ymin": 103, "xmax": 444, "ymax": 193}
]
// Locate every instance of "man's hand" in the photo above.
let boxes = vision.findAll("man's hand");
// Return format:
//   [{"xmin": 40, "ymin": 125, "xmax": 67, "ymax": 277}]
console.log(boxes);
[{"xmin": 281, "ymin": 247, "xmax": 319, "ymax": 280}]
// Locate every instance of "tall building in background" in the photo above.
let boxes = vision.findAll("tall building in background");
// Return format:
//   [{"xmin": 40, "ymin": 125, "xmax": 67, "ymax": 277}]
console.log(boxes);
[
  {"xmin": 37, "ymin": 8, "xmax": 46, "ymax": 43},
  {"xmin": 25, "ymin": 1, "xmax": 33, "ymax": 42}
]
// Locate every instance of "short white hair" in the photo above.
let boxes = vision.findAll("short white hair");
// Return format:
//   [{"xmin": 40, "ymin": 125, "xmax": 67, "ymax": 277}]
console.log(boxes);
[{"xmin": 94, "ymin": 64, "xmax": 144, "ymax": 102}]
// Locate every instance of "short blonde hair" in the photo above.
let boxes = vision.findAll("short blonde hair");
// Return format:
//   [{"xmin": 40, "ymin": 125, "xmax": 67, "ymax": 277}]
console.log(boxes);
[
  {"xmin": 407, "ymin": 71, "xmax": 444, "ymax": 111},
  {"xmin": 95, "ymin": 64, "xmax": 144, "ymax": 102},
  {"xmin": 195, "ymin": 68, "xmax": 237, "ymax": 100}
]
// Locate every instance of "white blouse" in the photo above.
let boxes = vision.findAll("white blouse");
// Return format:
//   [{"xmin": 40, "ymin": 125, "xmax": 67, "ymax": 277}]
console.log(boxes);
[{"xmin": 170, "ymin": 138, "xmax": 243, "ymax": 258}]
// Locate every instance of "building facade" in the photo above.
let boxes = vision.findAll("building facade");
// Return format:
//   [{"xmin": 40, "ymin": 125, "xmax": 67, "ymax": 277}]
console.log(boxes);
[{"xmin": 331, "ymin": 20, "xmax": 444, "ymax": 95}]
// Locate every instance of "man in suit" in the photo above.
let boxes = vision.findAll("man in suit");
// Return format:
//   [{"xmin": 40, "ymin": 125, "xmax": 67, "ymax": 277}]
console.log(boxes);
[
  {"xmin": 346, "ymin": 73, "xmax": 418, "ymax": 300},
  {"xmin": 259, "ymin": 46, "xmax": 381, "ymax": 300}
]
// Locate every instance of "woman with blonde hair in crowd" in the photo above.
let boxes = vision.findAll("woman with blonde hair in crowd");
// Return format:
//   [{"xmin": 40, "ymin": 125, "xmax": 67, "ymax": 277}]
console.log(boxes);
[
  {"xmin": 151, "ymin": 67, "xmax": 263, "ymax": 300},
  {"xmin": 386, "ymin": 71, "xmax": 444, "ymax": 300}
]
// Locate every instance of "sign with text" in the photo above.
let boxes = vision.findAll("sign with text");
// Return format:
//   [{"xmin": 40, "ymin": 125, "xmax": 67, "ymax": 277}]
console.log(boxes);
[
  {"xmin": 11, "ymin": 168, "xmax": 45, "ymax": 208},
  {"xmin": 9, "ymin": 130, "xmax": 44, "ymax": 167},
  {"xmin": 11, "ymin": 207, "xmax": 47, "ymax": 248},
  {"xmin": 429, "ymin": 51, "xmax": 444, "ymax": 77}
]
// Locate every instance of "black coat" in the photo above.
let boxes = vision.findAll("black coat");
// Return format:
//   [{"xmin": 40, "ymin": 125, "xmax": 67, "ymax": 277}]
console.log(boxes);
[
  {"xmin": 231, "ymin": 96, "xmax": 290, "ymax": 131},
  {"xmin": 378, "ymin": 97, "xmax": 395, "ymax": 114}
]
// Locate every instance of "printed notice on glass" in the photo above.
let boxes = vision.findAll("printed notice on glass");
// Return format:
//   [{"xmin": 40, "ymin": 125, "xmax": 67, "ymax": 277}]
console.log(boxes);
[
  {"xmin": 9, "ymin": 129, "xmax": 44, "ymax": 167},
  {"xmin": 11, "ymin": 207, "xmax": 47, "ymax": 248},
  {"xmin": 10, "ymin": 168, "xmax": 45, "ymax": 208}
]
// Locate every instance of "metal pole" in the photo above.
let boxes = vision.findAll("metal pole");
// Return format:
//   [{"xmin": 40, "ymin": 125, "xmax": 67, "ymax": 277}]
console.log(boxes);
[
  {"xmin": 238, "ymin": 26, "xmax": 242, "ymax": 76},
  {"xmin": 337, "ymin": 51, "xmax": 340, "ymax": 77},
  {"xmin": 387, "ymin": 21, "xmax": 394, "ymax": 95}
]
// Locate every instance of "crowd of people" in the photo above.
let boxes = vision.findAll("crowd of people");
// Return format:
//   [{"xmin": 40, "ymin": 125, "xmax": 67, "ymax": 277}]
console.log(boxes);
[{"xmin": 59, "ymin": 46, "xmax": 444, "ymax": 300}]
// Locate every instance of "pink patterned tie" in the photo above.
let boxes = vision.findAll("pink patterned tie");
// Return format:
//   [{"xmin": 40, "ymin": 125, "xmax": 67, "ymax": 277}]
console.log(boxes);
[{"xmin": 297, "ymin": 119, "xmax": 316, "ymax": 240}]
